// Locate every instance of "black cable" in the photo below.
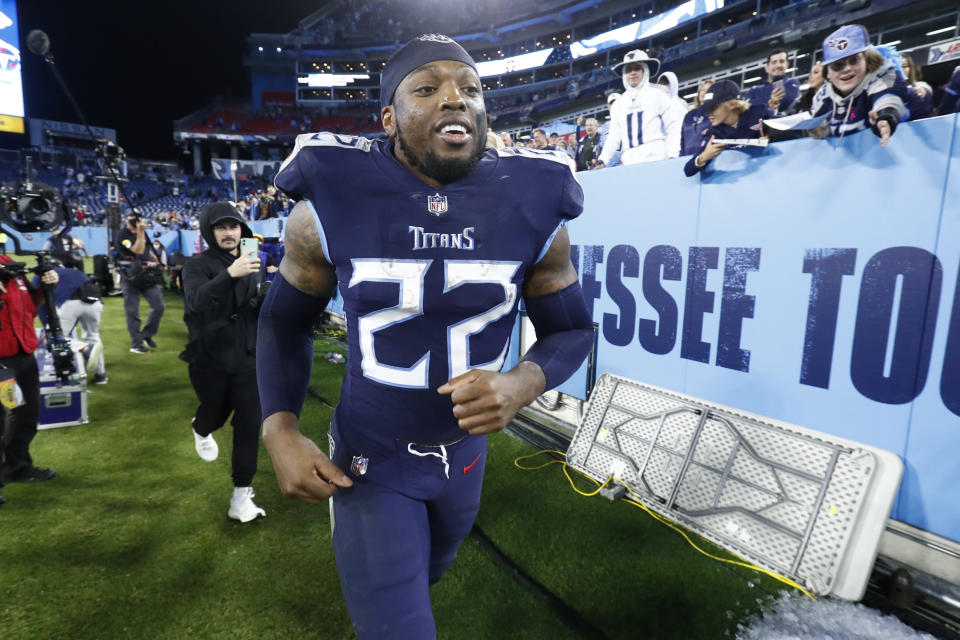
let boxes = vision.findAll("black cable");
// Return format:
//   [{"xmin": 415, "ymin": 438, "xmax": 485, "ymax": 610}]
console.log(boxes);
[
  {"xmin": 470, "ymin": 524, "xmax": 611, "ymax": 640},
  {"xmin": 305, "ymin": 387, "xmax": 334, "ymax": 409}
]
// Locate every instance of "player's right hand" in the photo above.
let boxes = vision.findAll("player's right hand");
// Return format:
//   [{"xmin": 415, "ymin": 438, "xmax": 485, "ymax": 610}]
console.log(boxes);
[
  {"xmin": 227, "ymin": 250, "xmax": 261, "ymax": 278},
  {"xmin": 263, "ymin": 416, "xmax": 353, "ymax": 503}
]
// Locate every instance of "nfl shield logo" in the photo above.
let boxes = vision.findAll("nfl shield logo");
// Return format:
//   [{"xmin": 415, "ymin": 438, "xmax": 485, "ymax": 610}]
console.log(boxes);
[
  {"xmin": 427, "ymin": 193, "xmax": 448, "ymax": 216},
  {"xmin": 351, "ymin": 455, "xmax": 369, "ymax": 476}
]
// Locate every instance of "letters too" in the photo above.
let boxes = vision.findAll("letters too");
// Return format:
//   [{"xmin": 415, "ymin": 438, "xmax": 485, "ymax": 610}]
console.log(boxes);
[{"xmin": 572, "ymin": 244, "xmax": 960, "ymax": 416}]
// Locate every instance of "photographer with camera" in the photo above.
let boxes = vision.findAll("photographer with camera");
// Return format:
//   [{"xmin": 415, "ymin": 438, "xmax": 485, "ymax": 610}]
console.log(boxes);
[
  {"xmin": 118, "ymin": 214, "xmax": 165, "ymax": 354},
  {"xmin": 0, "ymin": 256, "xmax": 59, "ymax": 503},
  {"xmin": 181, "ymin": 202, "xmax": 266, "ymax": 522}
]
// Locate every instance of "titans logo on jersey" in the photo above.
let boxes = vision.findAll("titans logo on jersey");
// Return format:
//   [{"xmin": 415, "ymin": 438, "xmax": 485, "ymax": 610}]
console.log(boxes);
[{"xmin": 275, "ymin": 133, "xmax": 583, "ymax": 442}]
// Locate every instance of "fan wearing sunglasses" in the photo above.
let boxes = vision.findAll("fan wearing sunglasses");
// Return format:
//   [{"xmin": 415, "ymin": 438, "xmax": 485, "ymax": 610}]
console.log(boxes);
[{"xmin": 809, "ymin": 24, "xmax": 909, "ymax": 148}]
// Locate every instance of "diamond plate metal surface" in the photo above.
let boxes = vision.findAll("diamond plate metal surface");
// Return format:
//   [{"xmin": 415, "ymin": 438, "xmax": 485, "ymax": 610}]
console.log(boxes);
[{"xmin": 567, "ymin": 374, "xmax": 880, "ymax": 596}]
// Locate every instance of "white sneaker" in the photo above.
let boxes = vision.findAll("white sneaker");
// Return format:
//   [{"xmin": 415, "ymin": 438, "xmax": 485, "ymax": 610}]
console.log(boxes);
[
  {"xmin": 193, "ymin": 428, "xmax": 219, "ymax": 462},
  {"xmin": 228, "ymin": 486, "xmax": 266, "ymax": 523}
]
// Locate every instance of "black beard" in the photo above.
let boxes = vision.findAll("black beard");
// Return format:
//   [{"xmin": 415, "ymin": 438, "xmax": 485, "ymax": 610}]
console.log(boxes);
[{"xmin": 395, "ymin": 117, "xmax": 487, "ymax": 185}]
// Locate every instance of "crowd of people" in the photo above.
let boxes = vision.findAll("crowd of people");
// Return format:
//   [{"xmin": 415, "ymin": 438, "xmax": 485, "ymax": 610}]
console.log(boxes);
[{"xmin": 496, "ymin": 24, "xmax": 960, "ymax": 176}]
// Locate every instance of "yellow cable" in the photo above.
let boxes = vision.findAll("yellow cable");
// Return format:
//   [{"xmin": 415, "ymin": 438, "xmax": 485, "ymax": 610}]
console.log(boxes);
[
  {"xmin": 514, "ymin": 449, "xmax": 815, "ymax": 600},
  {"xmin": 514, "ymin": 450, "xmax": 610, "ymax": 497}
]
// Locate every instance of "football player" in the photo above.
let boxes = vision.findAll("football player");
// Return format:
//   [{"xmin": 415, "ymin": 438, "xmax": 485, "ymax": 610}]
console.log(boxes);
[{"xmin": 257, "ymin": 34, "xmax": 593, "ymax": 639}]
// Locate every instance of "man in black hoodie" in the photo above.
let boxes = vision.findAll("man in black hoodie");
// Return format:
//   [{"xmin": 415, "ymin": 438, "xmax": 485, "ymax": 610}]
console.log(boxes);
[{"xmin": 182, "ymin": 202, "xmax": 266, "ymax": 522}]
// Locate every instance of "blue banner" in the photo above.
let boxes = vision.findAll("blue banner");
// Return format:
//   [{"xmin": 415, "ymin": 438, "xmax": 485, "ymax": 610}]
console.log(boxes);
[
  {"xmin": 558, "ymin": 114, "xmax": 960, "ymax": 543},
  {"xmin": 5, "ymin": 227, "xmax": 108, "ymax": 255}
]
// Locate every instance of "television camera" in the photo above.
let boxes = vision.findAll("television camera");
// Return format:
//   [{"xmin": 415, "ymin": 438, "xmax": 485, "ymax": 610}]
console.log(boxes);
[
  {"xmin": 0, "ymin": 254, "xmax": 76, "ymax": 382},
  {"xmin": 0, "ymin": 172, "xmax": 79, "ymax": 382}
]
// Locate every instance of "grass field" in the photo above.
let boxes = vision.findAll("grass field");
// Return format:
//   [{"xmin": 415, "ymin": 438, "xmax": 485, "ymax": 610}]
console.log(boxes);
[{"xmin": 0, "ymin": 290, "xmax": 786, "ymax": 639}]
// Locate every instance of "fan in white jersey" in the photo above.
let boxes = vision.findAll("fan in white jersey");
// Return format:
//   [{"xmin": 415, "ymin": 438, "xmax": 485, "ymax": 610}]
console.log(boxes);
[{"xmin": 597, "ymin": 50, "xmax": 686, "ymax": 167}]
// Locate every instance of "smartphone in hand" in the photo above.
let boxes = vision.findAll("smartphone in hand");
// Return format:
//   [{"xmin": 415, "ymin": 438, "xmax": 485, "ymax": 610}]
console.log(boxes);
[{"xmin": 239, "ymin": 237, "xmax": 259, "ymax": 258}]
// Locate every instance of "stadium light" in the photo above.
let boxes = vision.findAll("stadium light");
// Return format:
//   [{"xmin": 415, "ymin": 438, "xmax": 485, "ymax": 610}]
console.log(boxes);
[
  {"xmin": 743, "ymin": 76, "xmax": 761, "ymax": 83},
  {"xmin": 796, "ymin": 53, "xmax": 808, "ymax": 58},
  {"xmin": 884, "ymin": 40, "xmax": 901, "ymax": 47},
  {"xmin": 683, "ymin": 92, "xmax": 697, "ymax": 99},
  {"xmin": 276, "ymin": 47, "xmax": 282, "ymax": 52},
  {"xmin": 258, "ymin": 46, "xmax": 263, "ymax": 52},
  {"xmin": 926, "ymin": 26, "xmax": 955, "ymax": 36}
]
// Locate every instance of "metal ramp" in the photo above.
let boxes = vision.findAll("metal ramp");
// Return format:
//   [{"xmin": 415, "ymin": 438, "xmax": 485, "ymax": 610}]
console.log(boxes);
[{"xmin": 566, "ymin": 374, "xmax": 904, "ymax": 600}]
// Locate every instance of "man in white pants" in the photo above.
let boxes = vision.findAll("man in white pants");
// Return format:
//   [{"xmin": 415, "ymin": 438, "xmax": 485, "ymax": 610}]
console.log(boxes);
[
  {"xmin": 597, "ymin": 50, "xmax": 686, "ymax": 167},
  {"xmin": 37, "ymin": 267, "xmax": 106, "ymax": 384}
]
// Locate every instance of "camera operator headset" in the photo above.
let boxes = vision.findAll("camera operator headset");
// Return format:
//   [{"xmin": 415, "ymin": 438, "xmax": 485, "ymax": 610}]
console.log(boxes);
[
  {"xmin": 0, "ymin": 257, "xmax": 59, "ymax": 502},
  {"xmin": 117, "ymin": 213, "xmax": 165, "ymax": 354}
]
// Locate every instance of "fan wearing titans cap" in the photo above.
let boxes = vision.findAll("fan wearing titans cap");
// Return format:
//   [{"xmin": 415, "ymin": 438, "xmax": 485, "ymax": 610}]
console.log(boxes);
[
  {"xmin": 258, "ymin": 34, "xmax": 593, "ymax": 639},
  {"xmin": 809, "ymin": 24, "xmax": 909, "ymax": 147},
  {"xmin": 596, "ymin": 49, "xmax": 686, "ymax": 167}
]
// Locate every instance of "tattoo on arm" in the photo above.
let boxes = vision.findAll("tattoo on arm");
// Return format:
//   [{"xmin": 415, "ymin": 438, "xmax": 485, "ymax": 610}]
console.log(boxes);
[
  {"xmin": 278, "ymin": 201, "xmax": 337, "ymax": 297},
  {"xmin": 522, "ymin": 226, "xmax": 579, "ymax": 298}
]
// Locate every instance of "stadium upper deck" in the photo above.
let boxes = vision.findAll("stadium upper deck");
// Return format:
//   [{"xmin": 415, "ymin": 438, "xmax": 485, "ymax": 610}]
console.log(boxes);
[{"xmin": 173, "ymin": 0, "xmax": 959, "ymax": 145}]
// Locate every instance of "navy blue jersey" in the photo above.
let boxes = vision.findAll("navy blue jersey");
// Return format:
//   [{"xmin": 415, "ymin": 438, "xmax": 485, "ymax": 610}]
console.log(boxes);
[{"xmin": 275, "ymin": 134, "xmax": 583, "ymax": 442}]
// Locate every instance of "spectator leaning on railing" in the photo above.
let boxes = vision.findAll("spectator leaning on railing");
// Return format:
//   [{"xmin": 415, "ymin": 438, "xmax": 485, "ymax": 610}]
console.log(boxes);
[
  {"xmin": 684, "ymin": 79, "xmax": 771, "ymax": 177},
  {"xmin": 808, "ymin": 24, "xmax": 909, "ymax": 148}
]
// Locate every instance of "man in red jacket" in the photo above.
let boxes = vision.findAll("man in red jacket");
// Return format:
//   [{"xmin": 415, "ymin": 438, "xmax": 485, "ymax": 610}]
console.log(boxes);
[{"xmin": 0, "ymin": 255, "xmax": 59, "ymax": 505}]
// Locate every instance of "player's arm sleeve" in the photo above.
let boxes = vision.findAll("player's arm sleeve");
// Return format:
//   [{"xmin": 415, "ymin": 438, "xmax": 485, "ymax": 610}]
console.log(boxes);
[
  {"xmin": 521, "ymin": 220, "xmax": 592, "ymax": 391},
  {"xmin": 522, "ymin": 281, "xmax": 593, "ymax": 391},
  {"xmin": 256, "ymin": 274, "xmax": 331, "ymax": 420},
  {"xmin": 598, "ymin": 110, "xmax": 622, "ymax": 165}
]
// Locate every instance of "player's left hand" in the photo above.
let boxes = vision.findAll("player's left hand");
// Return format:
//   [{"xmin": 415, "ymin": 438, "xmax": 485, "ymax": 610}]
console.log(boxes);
[
  {"xmin": 41, "ymin": 270, "xmax": 59, "ymax": 286},
  {"xmin": 868, "ymin": 111, "xmax": 892, "ymax": 148},
  {"xmin": 438, "ymin": 363, "xmax": 545, "ymax": 436}
]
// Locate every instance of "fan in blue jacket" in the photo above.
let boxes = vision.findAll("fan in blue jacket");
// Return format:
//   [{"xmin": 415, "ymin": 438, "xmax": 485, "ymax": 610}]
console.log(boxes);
[
  {"xmin": 810, "ymin": 24, "xmax": 908, "ymax": 148},
  {"xmin": 742, "ymin": 49, "xmax": 801, "ymax": 115},
  {"xmin": 684, "ymin": 80, "xmax": 772, "ymax": 176}
]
